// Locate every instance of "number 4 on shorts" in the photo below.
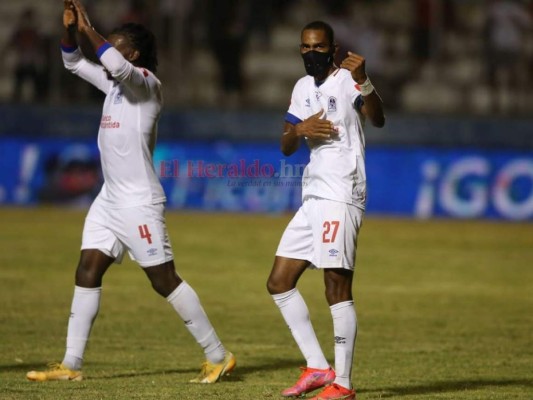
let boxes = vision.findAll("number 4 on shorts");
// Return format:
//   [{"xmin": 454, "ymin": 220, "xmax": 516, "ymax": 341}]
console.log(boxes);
[{"xmin": 138, "ymin": 224, "xmax": 153, "ymax": 244}]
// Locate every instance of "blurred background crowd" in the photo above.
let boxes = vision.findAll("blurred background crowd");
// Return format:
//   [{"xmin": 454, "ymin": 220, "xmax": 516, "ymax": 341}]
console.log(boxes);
[{"xmin": 1, "ymin": 0, "xmax": 532, "ymax": 116}]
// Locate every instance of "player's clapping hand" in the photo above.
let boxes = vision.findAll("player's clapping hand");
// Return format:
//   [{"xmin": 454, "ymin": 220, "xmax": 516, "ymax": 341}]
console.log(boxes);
[
  {"xmin": 71, "ymin": 0, "xmax": 92, "ymax": 32},
  {"xmin": 340, "ymin": 52, "xmax": 367, "ymax": 84},
  {"xmin": 63, "ymin": 0, "xmax": 77, "ymax": 29},
  {"xmin": 296, "ymin": 110, "xmax": 338, "ymax": 141}
]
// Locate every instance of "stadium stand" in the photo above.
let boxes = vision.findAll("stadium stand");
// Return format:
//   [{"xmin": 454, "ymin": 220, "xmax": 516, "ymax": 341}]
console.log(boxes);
[{"xmin": 0, "ymin": 0, "xmax": 531, "ymax": 115}]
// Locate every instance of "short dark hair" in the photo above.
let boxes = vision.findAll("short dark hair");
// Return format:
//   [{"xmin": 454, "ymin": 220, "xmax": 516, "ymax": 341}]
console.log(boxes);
[
  {"xmin": 111, "ymin": 23, "xmax": 158, "ymax": 73},
  {"xmin": 302, "ymin": 21, "xmax": 335, "ymax": 46}
]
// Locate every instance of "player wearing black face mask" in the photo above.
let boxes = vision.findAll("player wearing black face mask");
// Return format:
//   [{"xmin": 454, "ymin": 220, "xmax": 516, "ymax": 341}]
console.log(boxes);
[
  {"xmin": 299, "ymin": 20, "xmax": 337, "ymax": 82},
  {"xmin": 267, "ymin": 19, "xmax": 385, "ymax": 400},
  {"xmin": 301, "ymin": 50, "xmax": 335, "ymax": 80}
]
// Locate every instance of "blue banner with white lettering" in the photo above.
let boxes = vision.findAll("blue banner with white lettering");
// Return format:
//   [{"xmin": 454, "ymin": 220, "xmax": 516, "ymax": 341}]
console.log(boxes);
[
  {"xmin": 1, "ymin": 138, "xmax": 532, "ymax": 220},
  {"xmin": 366, "ymin": 147, "xmax": 533, "ymax": 220}
]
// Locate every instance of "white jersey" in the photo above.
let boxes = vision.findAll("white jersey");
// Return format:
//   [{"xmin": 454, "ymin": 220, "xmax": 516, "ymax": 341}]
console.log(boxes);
[
  {"xmin": 286, "ymin": 68, "xmax": 367, "ymax": 208},
  {"xmin": 62, "ymin": 42, "xmax": 166, "ymax": 208}
]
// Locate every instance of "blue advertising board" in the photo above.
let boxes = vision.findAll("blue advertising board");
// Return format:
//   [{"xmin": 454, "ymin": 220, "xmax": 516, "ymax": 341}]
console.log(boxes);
[
  {"xmin": 366, "ymin": 147, "xmax": 533, "ymax": 220},
  {"xmin": 1, "ymin": 138, "xmax": 532, "ymax": 220}
]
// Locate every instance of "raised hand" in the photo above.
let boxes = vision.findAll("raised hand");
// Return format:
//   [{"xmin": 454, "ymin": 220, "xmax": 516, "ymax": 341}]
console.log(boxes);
[
  {"xmin": 295, "ymin": 109, "xmax": 337, "ymax": 141},
  {"xmin": 71, "ymin": 0, "xmax": 92, "ymax": 33},
  {"xmin": 63, "ymin": 0, "xmax": 76, "ymax": 29},
  {"xmin": 340, "ymin": 51, "xmax": 367, "ymax": 84}
]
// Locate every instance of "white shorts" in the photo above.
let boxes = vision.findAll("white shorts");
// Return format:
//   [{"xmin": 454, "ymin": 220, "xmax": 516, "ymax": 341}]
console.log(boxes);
[
  {"xmin": 81, "ymin": 198, "xmax": 174, "ymax": 267},
  {"xmin": 276, "ymin": 197, "xmax": 364, "ymax": 270}
]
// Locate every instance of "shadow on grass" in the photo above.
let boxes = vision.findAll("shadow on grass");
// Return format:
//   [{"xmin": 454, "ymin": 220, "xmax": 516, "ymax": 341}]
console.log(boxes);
[
  {"xmin": 0, "ymin": 357, "xmax": 302, "ymax": 382},
  {"xmin": 361, "ymin": 378, "xmax": 533, "ymax": 397},
  {"xmin": 95, "ymin": 357, "xmax": 302, "ymax": 382},
  {"xmin": 0, "ymin": 363, "xmax": 47, "ymax": 372}
]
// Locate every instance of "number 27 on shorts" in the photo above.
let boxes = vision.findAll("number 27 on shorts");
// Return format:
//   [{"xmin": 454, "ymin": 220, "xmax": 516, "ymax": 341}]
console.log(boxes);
[{"xmin": 322, "ymin": 220, "xmax": 339, "ymax": 243}]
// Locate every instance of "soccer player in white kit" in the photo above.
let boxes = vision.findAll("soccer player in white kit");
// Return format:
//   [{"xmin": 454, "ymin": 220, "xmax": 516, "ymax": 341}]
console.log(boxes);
[
  {"xmin": 27, "ymin": 0, "xmax": 235, "ymax": 384},
  {"xmin": 266, "ymin": 21, "xmax": 385, "ymax": 400}
]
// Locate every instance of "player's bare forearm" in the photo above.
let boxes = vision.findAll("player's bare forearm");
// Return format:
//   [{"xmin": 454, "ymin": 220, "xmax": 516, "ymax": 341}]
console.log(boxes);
[
  {"xmin": 81, "ymin": 25, "xmax": 106, "ymax": 52},
  {"xmin": 72, "ymin": 0, "xmax": 106, "ymax": 51},
  {"xmin": 361, "ymin": 91, "xmax": 385, "ymax": 128},
  {"xmin": 281, "ymin": 122, "xmax": 300, "ymax": 156},
  {"xmin": 340, "ymin": 51, "xmax": 385, "ymax": 127},
  {"xmin": 62, "ymin": 0, "xmax": 77, "ymax": 47},
  {"xmin": 62, "ymin": 26, "xmax": 77, "ymax": 47}
]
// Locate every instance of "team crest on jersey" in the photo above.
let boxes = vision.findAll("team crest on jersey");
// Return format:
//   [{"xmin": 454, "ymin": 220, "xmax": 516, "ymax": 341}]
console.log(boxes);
[{"xmin": 328, "ymin": 96, "xmax": 337, "ymax": 113}]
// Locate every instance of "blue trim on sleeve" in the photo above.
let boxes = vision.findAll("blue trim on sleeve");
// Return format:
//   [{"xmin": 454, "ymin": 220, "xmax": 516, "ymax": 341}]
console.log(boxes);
[
  {"xmin": 355, "ymin": 95, "xmax": 364, "ymax": 112},
  {"xmin": 96, "ymin": 42, "xmax": 112, "ymax": 59},
  {"xmin": 285, "ymin": 112, "xmax": 302, "ymax": 125},
  {"xmin": 60, "ymin": 42, "xmax": 78, "ymax": 53}
]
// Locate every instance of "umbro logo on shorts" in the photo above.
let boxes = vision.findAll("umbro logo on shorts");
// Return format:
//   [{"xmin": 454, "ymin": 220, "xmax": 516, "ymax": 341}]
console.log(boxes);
[
  {"xmin": 146, "ymin": 248, "xmax": 158, "ymax": 256},
  {"xmin": 328, "ymin": 249, "xmax": 339, "ymax": 256}
]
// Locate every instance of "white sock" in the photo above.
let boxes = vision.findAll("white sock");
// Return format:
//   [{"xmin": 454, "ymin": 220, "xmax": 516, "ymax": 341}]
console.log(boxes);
[
  {"xmin": 330, "ymin": 300, "xmax": 357, "ymax": 389},
  {"xmin": 167, "ymin": 281, "xmax": 225, "ymax": 364},
  {"xmin": 63, "ymin": 286, "xmax": 102, "ymax": 370},
  {"xmin": 272, "ymin": 288, "xmax": 329, "ymax": 369}
]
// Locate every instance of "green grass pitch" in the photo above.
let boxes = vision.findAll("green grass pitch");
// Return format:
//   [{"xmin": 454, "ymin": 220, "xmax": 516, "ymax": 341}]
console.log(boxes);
[{"xmin": 0, "ymin": 207, "xmax": 532, "ymax": 399}]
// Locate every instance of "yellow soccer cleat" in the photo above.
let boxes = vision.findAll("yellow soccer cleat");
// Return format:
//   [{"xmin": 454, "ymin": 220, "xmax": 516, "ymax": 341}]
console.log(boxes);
[
  {"xmin": 189, "ymin": 352, "xmax": 236, "ymax": 383},
  {"xmin": 26, "ymin": 363, "xmax": 82, "ymax": 382}
]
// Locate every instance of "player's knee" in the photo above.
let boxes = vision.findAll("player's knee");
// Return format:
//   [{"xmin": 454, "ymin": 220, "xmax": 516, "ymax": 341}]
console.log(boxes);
[
  {"xmin": 75, "ymin": 262, "xmax": 103, "ymax": 287},
  {"xmin": 150, "ymin": 278, "xmax": 172, "ymax": 297},
  {"xmin": 75, "ymin": 250, "xmax": 113, "ymax": 287},
  {"xmin": 266, "ymin": 277, "xmax": 293, "ymax": 295},
  {"xmin": 325, "ymin": 286, "xmax": 352, "ymax": 306},
  {"xmin": 266, "ymin": 278, "xmax": 278, "ymax": 295},
  {"xmin": 148, "ymin": 270, "xmax": 180, "ymax": 297}
]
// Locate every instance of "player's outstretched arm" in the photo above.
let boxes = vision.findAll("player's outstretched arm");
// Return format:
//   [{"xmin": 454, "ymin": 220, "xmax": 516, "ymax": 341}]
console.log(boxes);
[
  {"xmin": 71, "ymin": 0, "xmax": 106, "ymax": 51},
  {"xmin": 71, "ymin": 0, "xmax": 156, "ymax": 98},
  {"xmin": 341, "ymin": 51, "xmax": 385, "ymax": 128},
  {"xmin": 62, "ymin": 0, "xmax": 77, "ymax": 47},
  {"xmin": 61, "ymin": 0, "xmax": 111, "ymax": 94}
]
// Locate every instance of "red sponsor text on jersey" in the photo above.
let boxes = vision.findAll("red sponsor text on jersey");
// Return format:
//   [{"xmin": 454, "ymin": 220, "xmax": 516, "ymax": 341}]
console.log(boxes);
[{"xmin": 100, "ymin": 114, "xmax": 120, "ymax": 129}]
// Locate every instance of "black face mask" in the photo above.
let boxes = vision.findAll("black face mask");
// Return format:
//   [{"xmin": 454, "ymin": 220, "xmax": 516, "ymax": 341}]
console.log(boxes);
[{"xmin": 301, "ymin": 50, "xmax": 334, "ymax": 78}]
